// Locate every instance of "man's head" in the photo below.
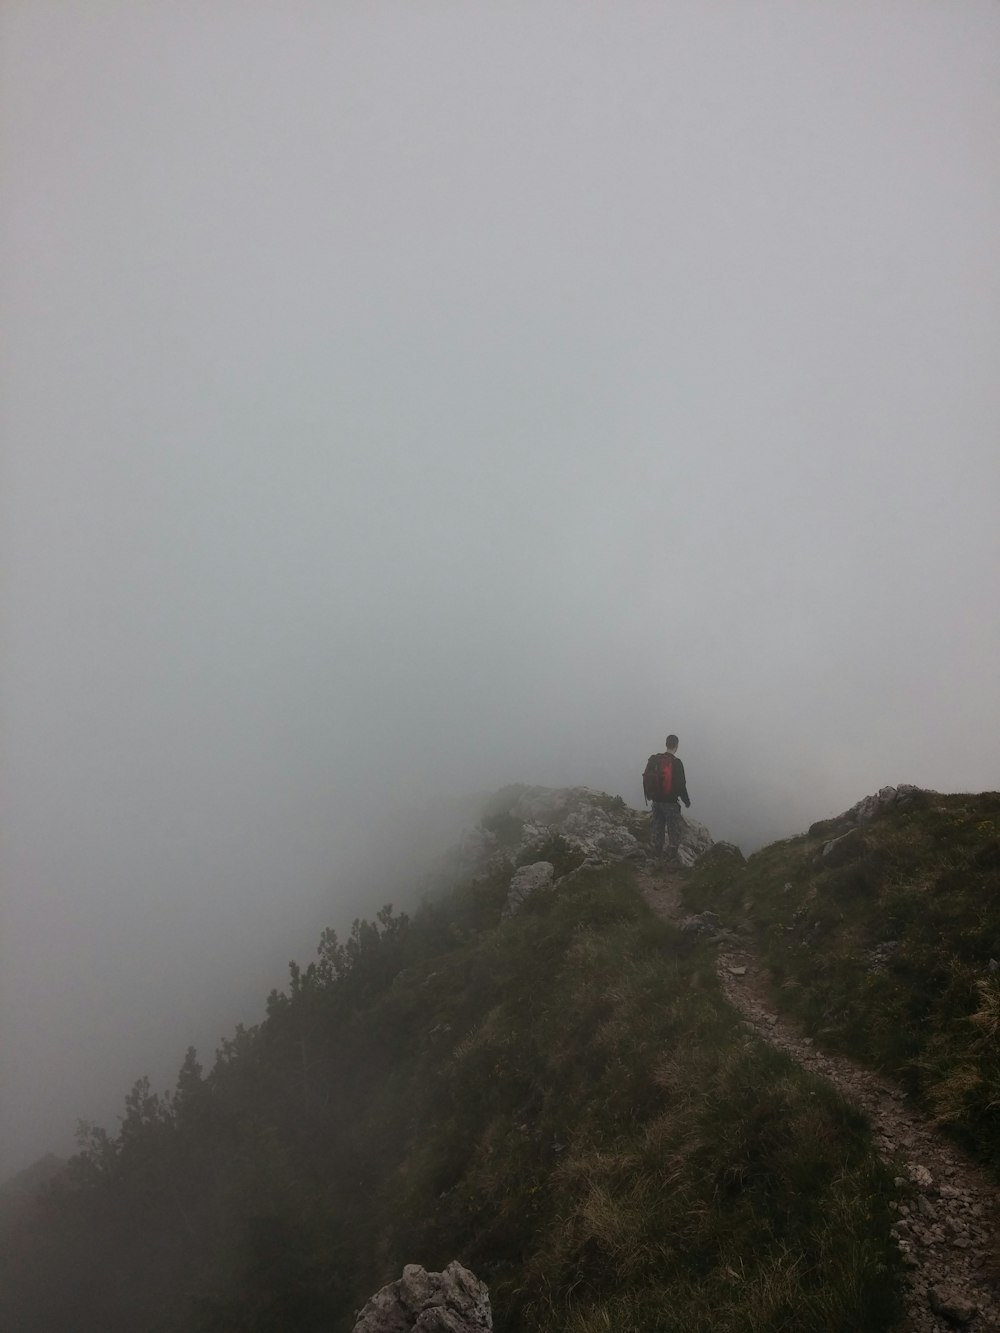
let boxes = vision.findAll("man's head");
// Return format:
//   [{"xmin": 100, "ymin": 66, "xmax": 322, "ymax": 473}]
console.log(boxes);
[{"xmin": 665, "ymin": 734, "xmax": 679, "ymax": 752}]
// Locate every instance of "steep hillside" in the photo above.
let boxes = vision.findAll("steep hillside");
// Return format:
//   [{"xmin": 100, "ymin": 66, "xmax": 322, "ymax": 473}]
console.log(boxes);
[
  {"xmin": 682, "ymin": 786, "xmax": 1000, "ymax": 1170},
  {"xmin": 10, "ymin": 783, "xmax": 996, "ymax": 1333}
]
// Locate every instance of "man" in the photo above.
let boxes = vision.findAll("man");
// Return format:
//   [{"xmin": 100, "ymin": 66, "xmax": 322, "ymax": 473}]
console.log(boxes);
[{"xmin": 642, "ymin": 734, "xmax": 691, "ymax": 862}]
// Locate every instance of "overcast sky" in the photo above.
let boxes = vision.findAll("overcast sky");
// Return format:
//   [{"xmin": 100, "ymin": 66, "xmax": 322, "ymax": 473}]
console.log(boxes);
[{"xmin": 2, "ymin": 2, "xmax": 998, "ymax": 1178}]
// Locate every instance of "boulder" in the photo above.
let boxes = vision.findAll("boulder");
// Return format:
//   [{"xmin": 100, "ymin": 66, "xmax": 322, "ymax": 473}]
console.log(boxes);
[
  {"xmin": 673, "ymin": 815, "xmax": 713, "ymax": 867},
  {"xmin": 503, "ymin": 861, "xmax": 555, "ymax": 917},
  {"xmin": 701, "ymin": 841, "xmax": 746, "ymax": 866},
  {"xmin": 352, "ymin": 1261, "xmax": 492, "ymax": 1333}
]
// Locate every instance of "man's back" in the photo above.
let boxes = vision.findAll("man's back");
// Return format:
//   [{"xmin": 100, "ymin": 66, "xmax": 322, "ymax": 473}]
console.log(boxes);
[
  {"xmin": 644, "ymin": 735, "xmax": 691, "ymax": 858},
  {"xmin": 643, "ymin": 750, "xmax": 689, "ymax": 806}
]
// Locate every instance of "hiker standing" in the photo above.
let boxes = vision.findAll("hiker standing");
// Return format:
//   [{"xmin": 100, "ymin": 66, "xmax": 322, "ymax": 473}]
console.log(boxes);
[{"xmin": 643, "ymin": 734, "xmax": 691, "ymax": 861}]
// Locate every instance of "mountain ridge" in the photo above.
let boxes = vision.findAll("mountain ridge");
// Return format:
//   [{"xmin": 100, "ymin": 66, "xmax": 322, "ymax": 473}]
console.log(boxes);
[{"xmin": 3, "ymin": 782, "xmax": 998, "ymax": 1332}]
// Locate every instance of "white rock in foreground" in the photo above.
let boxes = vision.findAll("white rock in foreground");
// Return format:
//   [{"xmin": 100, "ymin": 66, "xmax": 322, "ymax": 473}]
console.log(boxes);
[
  {"xmin": 673, "ymin": 815, "xmax": 713, "ymax": 867},
  {"xmin": 503, "ymin": 861, "xmax": 555, "ymax": 917},
  {"xmin": 352, "ymin": 1260, "xmax": 492, "ymax": 1332}
]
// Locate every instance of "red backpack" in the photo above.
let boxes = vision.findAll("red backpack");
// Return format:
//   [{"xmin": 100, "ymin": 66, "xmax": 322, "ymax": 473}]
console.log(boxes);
[{"xmin": 643, "ymin": 753, "xmax": 674, "ymax": 802}]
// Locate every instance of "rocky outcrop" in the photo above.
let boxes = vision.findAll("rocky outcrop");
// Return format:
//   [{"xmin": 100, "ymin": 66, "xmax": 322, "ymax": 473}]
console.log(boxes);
[
  {"xmin": 808, "ymin": 784, "xmax": 928, "ymax": 839},
  {"xmin": 560, "ymin": 806, "xmax": 642, "ymax": 861},
  {"xmin": 352, "ymin": 1261, "xmax": 492, "ymax": 1332},
  {"xmin": 503, "ymin": 861, "xmax": 555, "ymax": 917},
  {"xmin": 456, "ymin": 786, "xmax": 716, "ymax": 915},
  {"xmin": 848, "ymin": 783, "xmax": 925, "ymax": 823},
  {"xmin": 463, "ymin": 785, "xmax": 714, "ymax": 883},
  {"xmin": 670, "ymin": 814, "xmax": 713, "ymax": 868}
]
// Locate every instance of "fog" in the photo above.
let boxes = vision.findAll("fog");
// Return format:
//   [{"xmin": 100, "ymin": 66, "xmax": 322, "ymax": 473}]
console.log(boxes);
[{"xmin": 2, "ymin": 2, "xmax": 999, "ymax": 1179}]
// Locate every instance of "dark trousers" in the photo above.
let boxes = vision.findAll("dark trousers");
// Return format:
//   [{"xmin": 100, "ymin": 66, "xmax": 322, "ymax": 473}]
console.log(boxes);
[{"xmin": 650, "ymin": 801, "xmax": 686, "ymax": 854}]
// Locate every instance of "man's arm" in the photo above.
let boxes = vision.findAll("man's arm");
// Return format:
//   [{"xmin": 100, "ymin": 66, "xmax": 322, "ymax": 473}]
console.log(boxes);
[{"xmin": 675, "ymin": 757, "xmax": 691, "ymax": 807}]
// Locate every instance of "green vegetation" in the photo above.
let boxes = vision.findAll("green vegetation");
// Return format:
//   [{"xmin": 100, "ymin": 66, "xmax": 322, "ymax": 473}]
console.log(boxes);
[
  {"xmin": 0, "ymin": 854, "xmax": 904, "ymax": 1332},
  {"xmin": 683, "ymin": 791, "xmax": 1000, "ymax": 1169}
]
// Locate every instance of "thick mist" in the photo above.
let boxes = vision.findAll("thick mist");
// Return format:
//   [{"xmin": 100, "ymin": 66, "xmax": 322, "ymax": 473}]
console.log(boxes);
[{"xmin": 2, "ymin": 2, "xmax": 999, "ymax": 1178}]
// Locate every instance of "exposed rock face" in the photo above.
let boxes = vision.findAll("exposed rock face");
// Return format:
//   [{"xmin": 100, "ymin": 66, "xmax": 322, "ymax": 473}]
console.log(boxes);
[
  {"xmin": 560, "ymin": 807, "xmax": 642, "ymax": 861},
  {"xmin": 671, "ymin": 815, "xmax": 713, "ymax": 867},
  {"xmin": 456, "ymin": 786, "xmax": 716, "ymax": 915},
  {"xmin": 809, "ymin": 784, "xmax": 928, "ymax": 839},
  {"xmin": 467, "ymin": 786, "xmax": 713, "ymax": 878},
  {"xmin": 352, "ymin": 1261, "xmax": 492, "ymax": 1333},
  {"xmin": 848, "ymin": 783, "xmax": 924, "ymax": 823},
  {"xmin": 503, "ymin": 861, "xmax": 555, "ymax": 917},
  {"xmin": 501, "ymin": 787, "xmax": 647, "ymax": 865}
]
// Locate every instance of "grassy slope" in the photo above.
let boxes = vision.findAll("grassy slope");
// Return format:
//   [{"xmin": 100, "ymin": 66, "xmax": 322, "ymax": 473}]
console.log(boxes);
[
  {"xmin": 682, "ymin": 790, "xmax": 1000, "ymax": 1171},
  {"xmin": 348, "ymin": 866, "xmax": 902, "ymax": 1332},
  {"xmin": 1, "ymin": 854, "xmax": 907, "ymax": 1333}
]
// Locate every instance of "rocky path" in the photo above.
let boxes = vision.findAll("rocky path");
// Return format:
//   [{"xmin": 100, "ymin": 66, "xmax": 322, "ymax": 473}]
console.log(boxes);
[{"xmin": 637, "ymin": 866, "xmax": 1000, "ymax": 1333}]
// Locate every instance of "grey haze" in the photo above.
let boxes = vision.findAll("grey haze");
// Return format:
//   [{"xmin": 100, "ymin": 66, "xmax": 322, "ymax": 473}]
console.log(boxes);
[{"xmin": 2, "ymin": 2, "xmax": 998, "ymax": 1177}]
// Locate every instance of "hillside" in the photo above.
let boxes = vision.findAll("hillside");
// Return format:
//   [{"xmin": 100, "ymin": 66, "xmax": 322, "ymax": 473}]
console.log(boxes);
[
  {"xmin": 2, "ymin": 784, "xmax": 998, "ymax": 1332},
  {"xmin": 682, "ymin": 785, "xmax": 1000, "ymax": 1169}
]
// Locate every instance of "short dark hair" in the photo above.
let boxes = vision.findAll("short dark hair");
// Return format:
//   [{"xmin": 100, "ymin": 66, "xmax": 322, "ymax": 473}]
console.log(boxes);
[{"xmin": 665, "ymin": 734, "xmax": 679, "ymax": 749}]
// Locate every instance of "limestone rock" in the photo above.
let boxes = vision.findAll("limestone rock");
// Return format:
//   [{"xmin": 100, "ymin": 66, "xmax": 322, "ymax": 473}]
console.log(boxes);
[
  {"xmin": 503, "ymin": 861, "xmax": 555, "ymax": 917},
  {"xmin": 457, "ymin": 785, "xmax": 716, "ymax": 890},
  {"xmin": 560, "ymin": 807, "xmax": 642, "ymax": 862},
  {"xmin": 352, "ymin": 1261, "xmax": 492, "ymax": 1333},
  {"xmin": 673, "ymin": 815, "xmax": 713, "ymax": 867},
  {"xmin": 809, "ymin": 785, "xmax": 928, "ymax": 840}
]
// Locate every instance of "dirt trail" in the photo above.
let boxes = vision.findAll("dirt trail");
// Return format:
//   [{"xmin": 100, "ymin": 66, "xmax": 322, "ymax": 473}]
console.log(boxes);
[{"xmin": 636, "ymin": 865, "xmax": 1000, "ymax": 1333}]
